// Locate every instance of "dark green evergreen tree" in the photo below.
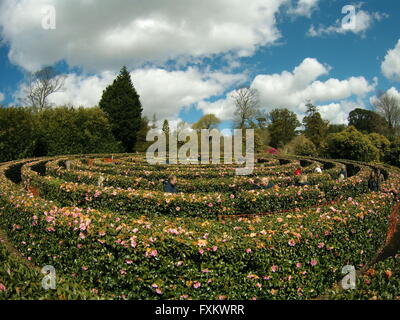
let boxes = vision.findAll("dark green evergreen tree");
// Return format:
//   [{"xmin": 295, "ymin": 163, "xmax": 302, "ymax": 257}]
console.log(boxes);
[
  {"xmin": 99, "ymin": 66, "xmax": 143, "ymax": 152},
  {"xmin": 303, "ymin": 103, "xmax": 329, "ymax": 151}
]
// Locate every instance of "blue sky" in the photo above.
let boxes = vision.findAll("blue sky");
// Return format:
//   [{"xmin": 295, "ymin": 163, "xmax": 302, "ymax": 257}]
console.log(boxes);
[{"xmin": 0, "ymin": 0, "xmax": 399, "ymax": 130}]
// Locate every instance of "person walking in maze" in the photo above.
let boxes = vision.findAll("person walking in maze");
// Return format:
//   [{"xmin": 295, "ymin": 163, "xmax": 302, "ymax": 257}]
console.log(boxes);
[
  {"xmin": 377, "ymin": 169, "xmax": 385, "ymax": 190},
  {"xmin": 250, "ymin": 178, "xmax": 263, "ymax": 190},
  {"xmin": 368, "ymin": 171, "xmax": 379, "ymax": 192},
  {"xmin": 295, "ymin": 168, "xmax": 302, "ymax": 176},
  {"xmin": 163, "ymin": 175, "xmax": 178, "ymax": 193},
  {"xmin": 339, "ymin": 165, "xmax": 347, "ymax": 179},
  {"xmin": 296, "ymin": 175, "xmax": 311, "ymax": 187},
  {"xmin": 261, "ymin": 177, "xmax": 275, "ymax": 190}
]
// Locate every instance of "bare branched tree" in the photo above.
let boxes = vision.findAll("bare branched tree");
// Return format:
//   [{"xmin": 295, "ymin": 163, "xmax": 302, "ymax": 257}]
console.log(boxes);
[
  {"xmin": 232, "ymin": 87, "xmax": 260, "ymax": 129},
  {"xmin": 23, "ymin": 66, "xmax": 65, "ymax": 111},
  {"xmin": 373, "ymin": 91, "xmax": 400, "ymax": 132}
]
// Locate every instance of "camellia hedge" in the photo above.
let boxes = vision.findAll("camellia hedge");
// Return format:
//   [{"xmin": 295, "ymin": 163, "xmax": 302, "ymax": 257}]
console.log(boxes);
[{"xmin": 0, "ymin": 154, "xmax": 399, "ymax": 300}]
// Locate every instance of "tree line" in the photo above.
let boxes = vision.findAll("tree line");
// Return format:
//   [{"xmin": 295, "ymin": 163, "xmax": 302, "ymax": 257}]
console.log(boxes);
[{"xmin": 1, "ymin": 66, "xmax": 400, "ymax": 167}]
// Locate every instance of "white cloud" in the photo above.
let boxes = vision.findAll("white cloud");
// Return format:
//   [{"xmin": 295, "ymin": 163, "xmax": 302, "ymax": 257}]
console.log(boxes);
[
  {"xmin": 386, "ymin": 87, "xmax": 400, "ymax": 100},
  {"xmin": 14, "ymin": 67, "xmax": 246, "ymax": 120},
  {"xmin": 317, "ymin": 100, "xmax": 361, "ymax": 124},
  {"xmin": 198, "ymin": 58, "xmax": 375, "ymax": 124},
  {"xmin": 382, "ymin": 40, "xmax": 400, "ymax": 81},
  {"xmin": 370, "ymin": 87, "xmax": 400, "ymax": 106},
  {"xmin": 308, "ymin": 9, "xmax": 388, "ymax": 37},
  {"xmin": 0, "ymin": 0, "xmax": 288, "ymax": 72},
  {"xmin": 0, "ymin": 92, "xmax": 4, "ymax": 103},
  {"xmin": 288, "ymin": 0, "xmax": 319, "ymax": 17}
]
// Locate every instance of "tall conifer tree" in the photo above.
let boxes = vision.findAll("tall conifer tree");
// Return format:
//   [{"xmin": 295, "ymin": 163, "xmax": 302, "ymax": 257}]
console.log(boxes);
[{"xmin": 99, "ymin": 66, "xmax": 143, "ymax": 152}]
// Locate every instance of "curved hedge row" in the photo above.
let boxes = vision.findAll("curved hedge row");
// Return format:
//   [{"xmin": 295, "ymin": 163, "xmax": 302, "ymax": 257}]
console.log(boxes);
[{"xmin": 21, "ymin": 159, "xmax": 369, "ymax": 218}]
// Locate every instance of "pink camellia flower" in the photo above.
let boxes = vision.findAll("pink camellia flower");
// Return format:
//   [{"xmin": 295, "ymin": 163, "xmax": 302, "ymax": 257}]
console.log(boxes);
[
  {"xmin": 156, "ymin": 288, "xmax": 163, "ymax": 295},
  {"xmin": 316, "ymin": 208, "xmax": 321, "ymax": 214},
  {"xmin": 82, "ymin": 266, "xmax": 88, "ymax": 271},
  {"xmin": 176, "ymin": 261, "xmax": 184, "ymax": 267},
  {"xmin": 230, "ymin": 194, "xmax": 235, "ymax": 199},
  {"xmin": 256, "ymin": 283, "xmax": 262, "ymax": 288},
  {"xmin": 246, "ymin": 248, "xmax": 252, "ymax": 253},
  {"xmin": 212, "ymin": 246, "xmax": 218, "ymax": 252},
  {"xmin": 296, "ymin": 263, "xmax": 302, "ymax": 268},
  {"xmin": 199, "ymin": 249, "xmax": 205, "ymax": 255},
  {"xmin": 180, "ymin": 295, "xmax": 189, "ymax": 299},
  {"xmin": 208, "ymin": 203, "xmax": 213, "ymax": 208},
  {"xmin": 152, "ymin": 284, "xmax": 158, "ymax": 288},
  {"xmin": 176, "ymin": 207, "xmax": 181, "ymax": 212},
  {"xmin": 151, "ymin": 250, "xmax": 158, "ymax": 257},
  {"xmin": 318, "ymin": 242, "xmax": 325, "ymax": 249},
  {"xmin": 263, "ymin": 276, "xmax": 271, "ymax": 280},
  {"xmin": 79, "ymin": 232, "xmax": 85, "ymax": 239},
  {"xmin": 271, "ymin": 265, "xmax": 278, "ymax": 272},
  {"xmin": 125, "ymin": 259, "xmax": 133, "ymax": 265},
  {"xmin": 120, "ymin": 269, "xmax": 127, "ymax": 275},
  {"xmin": 193, "ymin": 282, "xmax": 201, "ymax": 289},
  {"xmin": 0, "ymin": 283, "xmax": 6, "ymax": 292},
  {"xmin": 310, "ymin": 259, "xmax": 318, "ymax": 267},
  {"xmin": 288, "ymin": 240, "xmax": 296, "ymax": 247}
]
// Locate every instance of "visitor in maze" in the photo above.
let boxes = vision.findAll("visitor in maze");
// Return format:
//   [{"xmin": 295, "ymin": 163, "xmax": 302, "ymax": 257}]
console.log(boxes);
[
  {"xmin": 315, "ymin": 166, "xmax": 322, "ymax": 173},
  {"xmin": 368, "ymin": 170, "xmax": 381, "ymax": 192},
  {"xmin": 250, "ymin": 178, "xmax": 264, "ymax": 190},
  {"xmin": 294, "ymin": 168, "xmax": 302, "ymax": 176},
  {"xmin": 296, "ymin": 175, "xmax": 311, "ymax": 187},
  {"xmin": 163, "ymin": 175, "xmax": 178, "ymax": 193},
  {"xmin": 261, "ymin": 177, "xmax": 275, "ymax": 190},
  {"xmin": 339, "ymin": 165, "xmax": 348, "ymax": 179},
  {"xmin": 251, "ymin": 177, "xmax": 275, "ymax": 190}
]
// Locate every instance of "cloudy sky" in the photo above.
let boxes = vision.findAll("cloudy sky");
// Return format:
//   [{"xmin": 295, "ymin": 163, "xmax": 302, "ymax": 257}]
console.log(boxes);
[{"xmin": 0, "ymin": 0, "xmax": 399, "ymax": 129}]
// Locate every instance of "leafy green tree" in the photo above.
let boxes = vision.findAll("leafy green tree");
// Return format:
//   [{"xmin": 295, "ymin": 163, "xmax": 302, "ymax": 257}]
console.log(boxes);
[
  {"xmin": 33, "ymin": 107, "xmax": 122, "ymax": 156},
  {"xmin": 0, "ymin": 107, "xmax": 35, "ymax": 162},
  {"xmin": 192, "ymin": 114, "xmax": 221, "ymax": 131},
  {"xmin": 367, "ymin": 133, "xmax": 390, "ymax": 161},
  {"xmin": 99, "ymin": 66, "xmax": 143, "ymax": 152},
  {"xmin": 348, "ymin": 108, "xmax": 389, "ymax": 135},
  {"xmin": 303, "ymin": 103, "xmax": 329, "ymax": 151},
  {"xmin": 268, "ymin": 108, "xmax": 300, "ymax": 148},
  {"xmin": 327, "ymin": 124, "xmax": 347, "ymax": 134},
  {"xmin": 326, "ymin": 126, "xmax": 379, "ymax": 162},
  {"xmin": 284, "ymin": 135, "xmax": 317, "ymax": 156},
  {"xmin": 135, "ymin": 117, "xmax": 152, "ymax": 152},
  {"xmin": 385, "ymin": 137, "xmax": 400, "ymax": 167}
]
